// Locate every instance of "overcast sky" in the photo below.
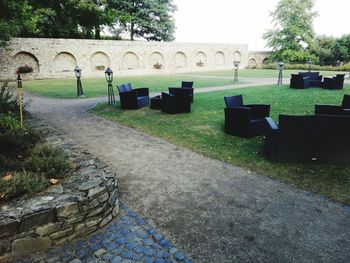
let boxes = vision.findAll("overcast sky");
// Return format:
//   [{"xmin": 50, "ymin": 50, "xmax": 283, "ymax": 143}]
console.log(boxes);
[{"xmin": 173, "ymin": 0, "xmax": 350, "ymax": 50}]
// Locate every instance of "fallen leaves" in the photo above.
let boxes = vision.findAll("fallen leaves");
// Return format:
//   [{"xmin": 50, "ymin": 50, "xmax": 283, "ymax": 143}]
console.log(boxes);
[{"xmin": 49, "ymin": 178, "xmax": 60, "ymax": 185}]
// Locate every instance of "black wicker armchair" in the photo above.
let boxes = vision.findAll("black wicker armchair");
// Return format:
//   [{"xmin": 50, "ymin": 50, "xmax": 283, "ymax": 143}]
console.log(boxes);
[
  {"xmin": 117, "ymin": 83, "xmax": 149, "ymax": 109},
  {"xmin": 161, "ymin": 88, "xmax": 191, "ymax": 114},
  {"xmin": 315, "ymin": 94, "xmax": 350, "ymax": 115}
]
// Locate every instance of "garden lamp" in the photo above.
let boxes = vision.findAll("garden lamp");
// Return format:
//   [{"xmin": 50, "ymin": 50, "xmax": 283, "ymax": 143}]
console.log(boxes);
[
  {"xmin": 277, "ymin": 61, "xmax": 284, "ymax": 85},
  {"xmin": 105, "ymin": 67, "xmax": 115, "ymax": 104},
  {"xmin": 233, "ymin": 61, "xmax": 240, "ymax": 84},
  {"xmin": 16, "ymin": 74, "xmax": 23, "ymax": 128},
  {"xmin": 74, "ymin": 66, "xmax": 84, "ymax": 97},
  {"xmin": 307, "ymin": 60, "xmax": 312, "ymax": 72}
]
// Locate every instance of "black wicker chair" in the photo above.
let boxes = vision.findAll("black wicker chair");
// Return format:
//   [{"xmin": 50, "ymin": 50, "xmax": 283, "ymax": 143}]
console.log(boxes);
[
  {"xmin": 161, "ymin": 88, "xmax": 191, "ymax": 114},
  {"xmin": 265, "ymin": 114, "xmax": 350, "ymax": 164},
  {"xmin": 181, "ymin": 81, "xmax": 194, "ymax": 102},
  {"xmin": 117, "ymin": 83, "xmax": 149, "ymax": 109},
  {"xmin": 224, "ymin": 95, "xmax": 270, "ymax": 138},
  {"xmin": 290, "ymin": 72, "xmax": 322, "ymax": 89},
  {"xmin": 323, "ymin": 74, "xmax": 345, "ymax": 90},
  {"xmin": 315, "ymin": 94, "xmax": 350, "ymax": 115}
]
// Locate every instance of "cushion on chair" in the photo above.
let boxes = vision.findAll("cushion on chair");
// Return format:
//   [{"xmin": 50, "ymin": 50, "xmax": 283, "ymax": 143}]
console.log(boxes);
[
  {"xmin": 224, "ymin": 95, "xmax": 243, "ymax": 108},
  {"xmin": 181, "ymin": 81, "xmax": 194, "ymax": 88},
  {"xmin": 137, "ymin": 96, "xmax": 149, "ymax": 108}
]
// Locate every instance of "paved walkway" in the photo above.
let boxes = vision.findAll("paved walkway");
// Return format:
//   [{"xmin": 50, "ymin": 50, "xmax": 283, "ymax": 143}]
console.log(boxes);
[{"xmin": 25, "ymin": 80, "xmax": 350, "ymax": 262}]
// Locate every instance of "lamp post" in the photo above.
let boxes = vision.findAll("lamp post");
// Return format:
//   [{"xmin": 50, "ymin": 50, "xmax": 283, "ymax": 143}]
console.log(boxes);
[
  {"xmin": 277, "ymin": 61, "xmax": 284, "ymax": 85},
  {"xmin": 105, "ymin": 67, "xmax": 115, "ymax": 105},
  {"xmin": 233, "ymin": 61, "xmax": 240, "ymax": 84},
  {"xmin": 16, "ymin": 74, "xmax": 23, "ymax": 128},
  {"xmin": 307, "ymin": 59, "xmax": 312, "ymax": 72},
  {"xmin": 74, "ymin": 66, "xmax": 84, "ymax": 97}
]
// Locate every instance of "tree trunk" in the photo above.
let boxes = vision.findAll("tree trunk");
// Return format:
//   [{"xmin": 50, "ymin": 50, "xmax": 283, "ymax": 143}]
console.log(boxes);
[
  {"xmin": 130, "ymin": 22, "xmax": 134, "ymax": 41},
  {"xmin": 95, "ymin": 26, "xmax": 101, "ymax": 39}
]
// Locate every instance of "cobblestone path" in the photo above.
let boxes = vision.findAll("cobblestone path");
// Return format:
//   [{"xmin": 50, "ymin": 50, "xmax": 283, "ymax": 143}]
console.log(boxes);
[
  {"xmin": 17, "ymin": 203, "xmax": 191, "ymax": 263},
  {"xmin": 25, "ymin": 81, "xmax": 350, "ymax": 263}
]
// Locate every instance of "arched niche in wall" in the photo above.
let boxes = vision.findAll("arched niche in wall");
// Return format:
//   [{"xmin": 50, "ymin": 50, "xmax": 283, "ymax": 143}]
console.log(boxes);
[
  {"xmin": 54, "ymin": 52, "xmax": 77, "ymax": 72},
  {"xmin": 262, "ymin": 58, "xmax": 269, "ymax": 64},
  {"xmin": 248, "ymin": 58, "xmax": 257, "ymax": 67},
  {"xmin": 174, "ymin": 52, "xmax": 187, "ymax": 69},
  {"xmin": 214, "ymin": 51, "xmax": 225, "ymax": 67},
  {"xmin": 13, "ymin": 52, "xmax": 40, "ymax": 73},
  {"xmin": 122, "ymin": 52, "xmax": 140, "ymax": 70},
  {"xmin": 195, "ymin": 51, "xmax": 207, "ymax": 67},
  {"xmin": 90, "ymin": 52, "xmax": 110, "ymax": 71},
  {"xmin": 149, "ymin": 52, "xmax": 165, "ymax": 70},
  {"xmin": 233, "ymin": 51, "xmax": 241, "ymax": 62}
]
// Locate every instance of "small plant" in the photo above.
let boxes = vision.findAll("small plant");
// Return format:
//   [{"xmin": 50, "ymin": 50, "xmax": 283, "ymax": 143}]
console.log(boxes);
[
  {"xmin": 95, "ymin": 65, "xmax": 105, "ymax": 71},
  {"xmin": 25, "ymin": 144, "xmax": 71, "ymax": 179},
  {"xmin": 0, "ymin": 113, "xmax": 20, "ymax": 133},
  {"xmin": 16, "ymin": 64, "xmax": 33, "ymax": 74},
  {"xmin": 0, "ymin": 171, "xmax": 49, "ymax": 201},
  {"xmin": 0, "ymin": 86, "xmax": 21, "ymax": 114},
  {"xmin": 153, "ymin": 62, "xmax": 162, "ymax": 69},
  {"xmin": 196, "ymin": 60, "xmax": 204, "ymax": 67}
]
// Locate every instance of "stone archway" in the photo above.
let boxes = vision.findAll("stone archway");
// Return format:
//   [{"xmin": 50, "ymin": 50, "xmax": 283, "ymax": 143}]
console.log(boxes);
[
  {"xmin": 90, "ymin": 52, "xmax": 111, "ymax": 71},
  {"xmin": 149, "ymin": 52, "xmax": 165, "ymax": 69},
  {"xmin": 233, "ymin": 51, "xmax": 241, "ymax": 62},
  {"xmin": 13, "ymin": 52, "xmax": 40, "ymax": 73},
  {"xmin": 54, "ymin": 52, "xmax": 77, "ymax": 72},
  {"xmin": 195, "ymin": 51, "xmax": 207, "ymax": 67},
  {"xmin": 122, "ymin": 52, "xmax": 140, "ymax": 70},
  {"xmin": 215, "ymin": 51, "xmax": 225, "ymax": 67},
  {"xmin": 174, "ymin": 52, "xmax": 187, "ymax": 69},
  {"xmin": 262, "ymin": 58, "xmax": 269, "ymax": 64},
  {"xmin": 248, "ymin": 58, "xmax": 257, "ymax": 68}
]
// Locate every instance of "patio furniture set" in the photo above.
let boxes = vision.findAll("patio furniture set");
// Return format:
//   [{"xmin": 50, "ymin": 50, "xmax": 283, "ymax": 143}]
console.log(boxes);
[
  {"xmin": 117, "ymin": 81, "xmax": 194, "ymax": 114},
  {"xmin": 290, "ymin": 72, "xmax": 345, "ymax": 89},
  {"xmin": 224, "ymin": 94, "xmax": 350, "ymax": 164}
]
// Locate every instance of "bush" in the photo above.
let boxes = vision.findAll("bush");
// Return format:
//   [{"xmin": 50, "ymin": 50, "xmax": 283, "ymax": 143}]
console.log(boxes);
[
  {"xmin": 257, "ymin": 63, "xmax": 350, "ymax": 72},
  {"xmin": 0, "ymin": 171, "xmax": 48, "ymax": 201},
  {"xmin": 16, "ymin": 64, "xmax": 33, "ymax": 74},
  {"xmin": 0, "ymin": 113, "xmax": 20, "ymax": 133},
  {"xmin": 0, "ymin": 86, "xmax": 21, "ymax": 114},
  {"xmin": 25, "ymin": 144, "xmax": 71, "ymax": 179}
]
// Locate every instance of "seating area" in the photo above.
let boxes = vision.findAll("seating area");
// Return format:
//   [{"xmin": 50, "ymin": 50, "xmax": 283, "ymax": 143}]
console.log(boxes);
[
  {"xmin": 117, "ymin": 83, "xmax": 149, "ymax": 109},
  {"xmin": 290, "ymin": 72, "xmax": 345, "ymax": 89}
]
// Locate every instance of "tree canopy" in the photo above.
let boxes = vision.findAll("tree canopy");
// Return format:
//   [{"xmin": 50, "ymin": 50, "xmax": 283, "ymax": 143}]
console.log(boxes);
[
  {"xmin": 263, "ymin": 0, "xmax": 318, "ymax": 63},
  {"xmin": 0, "ymin": 0, "xmax": 177, "ymax": 47}
]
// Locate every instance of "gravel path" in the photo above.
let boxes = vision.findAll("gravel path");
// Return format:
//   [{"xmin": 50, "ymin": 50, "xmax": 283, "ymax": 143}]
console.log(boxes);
[{"xmin": 26, "ymin": 80, "xmax": 350, "ymax": 262}]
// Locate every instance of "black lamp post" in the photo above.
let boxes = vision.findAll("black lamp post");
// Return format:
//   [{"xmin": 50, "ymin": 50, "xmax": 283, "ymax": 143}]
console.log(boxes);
[
  {"xmin": 233, "ymin": 61, "xmax": 240, "ymax": 84},
  {"xmin": 16, "ymin": 74, "xmax": 23, "ymax": 128},
  {"xmin": 277, "ymin": 61, "xmax": 284, "ymax": 85},
  {"xmin": 307, "ymin": 59, "xmax": 312, "ymax": 72},
  {"xmin": 105, "ymin": 67, "xmax": 115, "ymax": 105},
  {"xmin": 74, "ymin": 66, "xmax": 84, "ymax": 97}
]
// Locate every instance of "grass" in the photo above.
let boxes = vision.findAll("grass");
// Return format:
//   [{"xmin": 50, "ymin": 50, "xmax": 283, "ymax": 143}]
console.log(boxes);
[
  {"xmin": 20, "ymin": 69, "xmax": 348, "ymax": 98},
  {"xmin": 91, "ymin": 84, "xmax": 350, "ymax": 205}
]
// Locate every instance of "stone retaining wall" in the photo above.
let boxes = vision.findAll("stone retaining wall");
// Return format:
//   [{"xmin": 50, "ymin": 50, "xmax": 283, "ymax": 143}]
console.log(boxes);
[{"xmin": 0, "ymin": 121, "xmax": 120, "ymax": 258}]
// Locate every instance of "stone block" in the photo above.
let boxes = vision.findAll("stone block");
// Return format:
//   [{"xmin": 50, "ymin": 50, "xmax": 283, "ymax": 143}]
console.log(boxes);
[
  {"xmin": 108, "ymin": 189, "xmax": 118, "ymax": 206},
  {"xmin": 74, "ymin": 223, "xmax": 86, "ymax": 232},
  {"xmin": 0, "ymin": 239, "xmax": 10, "ymax": 255},
  {"xmin": 20, "ymin": 209, "xmax": 56, "ymax": 231},
  {"xmin": 57, "ymin": 203, "xmax": 80, "ymax": 218},
  {"xmin": 99, "ymin": 214, "xmax": 112, "ymax": 227},
  {"xmin": 88, "ymin": 187, "xmax": 105, "ymax": 199},
  {"xmin": 50, "ymin": 227, "xmax": 73, "ymax": 240},
  {"xmin": 78, "ymin": 179, "xmax": 102, "ymax": 191},
  {"xmin": 98, "ymin": 192, "xmax": 109, "ymax": 203},
  {"xmin": 112, "ymin": 206, "xmax": 120, "ymax": 217},
  {"xmin": 87, "ymin": 206, "xmax": 104, "ymax": 217},
  {"xmin": 36, "ymin": 223, "xmax": 62, "ymax": 236},
  {"xmin": 86, "ymin": 216, "xmax": 102, "ymax": 228},
  {"xmin": 12, "ymin": 237, "xmax": 52, "ymax": 257},
  {"xmin": 0, "ymin": 218, "xmax": 20, "ymax": 238}
]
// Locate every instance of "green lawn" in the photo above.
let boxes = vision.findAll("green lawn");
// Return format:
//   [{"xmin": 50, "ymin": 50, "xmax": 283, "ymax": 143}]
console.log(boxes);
[
  {"xmin": 91, "ymin": 84, "xmax": 350, "ymax": 204},
  {"xmin": 20, "ymin": 69, "xmax": 348, "ymax": 98}
]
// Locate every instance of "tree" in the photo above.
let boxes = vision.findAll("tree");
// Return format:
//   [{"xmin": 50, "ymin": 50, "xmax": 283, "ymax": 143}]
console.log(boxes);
[
  {"xmin": 310, "ymin": 35, "xmax": 337, "ymax": 66},
  {"xmin": 108, "ymin": 0, "xmax": 176, "ymax": 41},
  {"xmin": 332, "ymin": 34, "xmax": 350, "ymax": 64},
  {"xmin": 263, "ymin": 0, "xmax": 318, "ymax": 63}
]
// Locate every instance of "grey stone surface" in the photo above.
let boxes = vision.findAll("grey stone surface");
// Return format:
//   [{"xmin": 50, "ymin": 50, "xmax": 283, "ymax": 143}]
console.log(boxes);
[
  {"xmin": 57, "ymin": 203, "xmax": 79, "ymax": 218},
  {"xmin": 20, "ymin": 209, "xmax": 56, "ymax": 231},
  {"xmin": 36, "ymin": 223, "xmax": 61, "ymax": 236},
  {"xmin": 12, "ymin": 238, "xmax": 52, "ymax": 257}
]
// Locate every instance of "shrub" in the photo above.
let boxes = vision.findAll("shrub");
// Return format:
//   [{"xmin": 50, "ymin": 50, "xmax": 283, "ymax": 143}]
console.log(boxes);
[
  {"xmin": 0, "ymin": 171, "xmax": 48, "ymax": 201},
  {"xmin": 25, "ymin": 144, "xmax": 71, "ymax": 179},
  {"xmin": 0, "ymin": 113, "xmax": 20, "ymax": 133},
  {"xmin": 0, "ymin": 86, "xmax": 21, "ymax": 114},
  {"xmin": 16, "ymin": 64, "xmax": 33, "ymax": 74},
  {"xmin": 95, "ymin": 65, "xmax": 105, "ymax": 70},
  {"xmin": 258, "ymin": 63, "xmax": 350, "ymax": 72}
]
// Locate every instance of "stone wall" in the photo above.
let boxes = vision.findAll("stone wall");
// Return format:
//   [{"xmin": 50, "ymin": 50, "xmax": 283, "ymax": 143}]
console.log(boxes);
[
  {"xmin": 0, "ymin": 38, "xmax": 256, "ymax": 80},
  {"xmin": 247, "ymin": 51, "xmax": 273, "ymax": 68},
  {"xmin": 0, "ymin": 122, "xmax": 120, "ymax": 258}
]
